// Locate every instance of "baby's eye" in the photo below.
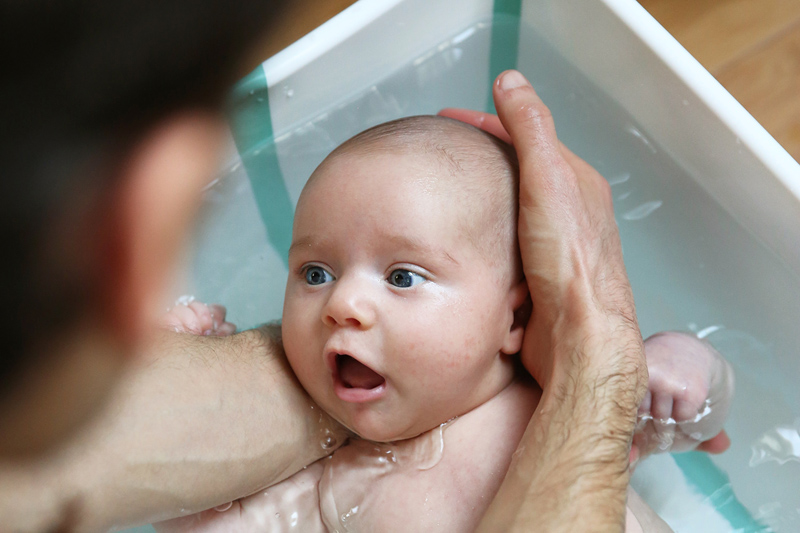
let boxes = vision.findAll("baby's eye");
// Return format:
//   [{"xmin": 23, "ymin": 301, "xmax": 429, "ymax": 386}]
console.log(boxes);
[
  {"xmin": 304, "ymin": 266, "xmax": 334, "ymax": 286},
  {"xmin": 387, "ymin": 269, "xmax": 426, "ymax": 288}
]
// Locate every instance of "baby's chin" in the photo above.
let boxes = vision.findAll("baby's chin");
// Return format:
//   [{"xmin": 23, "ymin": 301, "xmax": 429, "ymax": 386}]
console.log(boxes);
[{"xmin": 335, "ymin": 412, "xmax": 443, "ymax": 444}]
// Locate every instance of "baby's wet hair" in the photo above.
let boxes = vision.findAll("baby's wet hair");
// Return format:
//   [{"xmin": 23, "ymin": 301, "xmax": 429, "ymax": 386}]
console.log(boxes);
[{"xmin": 309, "ymin": 115, "xmax": 522, "ymax": 284}]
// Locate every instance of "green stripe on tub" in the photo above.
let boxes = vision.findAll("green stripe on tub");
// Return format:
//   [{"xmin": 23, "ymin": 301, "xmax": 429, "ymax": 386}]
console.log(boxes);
[
  {"xmin": 673, "ymin": 452, "xmax": 767, "ymax": 532},
  {"xmin": 227, "ymin": 66, "xmax": 293, "ymax": 266},
  {"xmin": 487, "ymin": 0, "xmax": 523, "ymax": 113}
]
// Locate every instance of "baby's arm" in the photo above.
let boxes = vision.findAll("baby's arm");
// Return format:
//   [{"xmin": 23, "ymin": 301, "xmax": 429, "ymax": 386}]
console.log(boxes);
[{"xmin": 634, "ymin": 331, "xmax": 734, "ymax": 460}]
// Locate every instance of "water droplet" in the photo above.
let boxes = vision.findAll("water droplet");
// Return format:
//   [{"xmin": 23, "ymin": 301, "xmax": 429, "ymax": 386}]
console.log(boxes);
[
  {"xmin": 214, "ymin": 501, "xmax": 233, "ymax": 512},
  {"xmin": 622, "ymin": 200, "xmax": 662, "ymax": 221},
  {"xmin": 275, "ymin": 512, "xmax": 281, "ymax": 518},
  {"xmin": 321, "ymin": 436, "xmax": 337, "ymax": 449},
  {"xmin": 341, "ymin": 505, "xmax": 359, "ymax": 523},
  {"xmin": 290, "ymin": 511, "xmax": 299, "ymax": 527}
]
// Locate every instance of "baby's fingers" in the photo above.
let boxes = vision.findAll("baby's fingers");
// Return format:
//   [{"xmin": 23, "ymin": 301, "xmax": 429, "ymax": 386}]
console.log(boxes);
[
  {"xmin": 160, "ymin": 304, "xmax": 203, "ymax": 334},
  {"xmin": 650, "ymin": 392, "xmax": 674, "ymax": 422},
  {"xmin": 696, "ymin": 431, "xmax": 731, "ymax": 454},
  {"xmin": 188, "ymin": 301, "xmax": 217, "ymax": 334},
  {"xmin": 213, "ymin": 321, "xmax": 237, "ymax": 337},
  {"xmin": 208, "ymin": 304, "xmax": 228, "ymax": 324},
  {"xmin": 189, "ymin": 302, "xmax": 236, "ymax": 335}
]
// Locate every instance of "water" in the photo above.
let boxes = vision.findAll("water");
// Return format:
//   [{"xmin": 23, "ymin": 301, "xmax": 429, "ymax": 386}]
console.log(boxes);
[
  {"xmin": 181, "ymin": 17, "xmax": 800, "ymax": 533},
  {"xmin": 319, "ymin": 420, "xmax": 452, "ymax": 532}
]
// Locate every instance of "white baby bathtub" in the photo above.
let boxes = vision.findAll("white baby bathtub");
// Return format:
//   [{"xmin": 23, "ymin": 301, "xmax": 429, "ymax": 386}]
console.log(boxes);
[{"xmin": 160, "ymin": 0, "xmax": 800, "ymax": 532}]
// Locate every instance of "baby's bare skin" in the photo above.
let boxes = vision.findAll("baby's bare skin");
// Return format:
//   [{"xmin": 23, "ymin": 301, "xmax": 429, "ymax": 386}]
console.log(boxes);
[{"xmin": 156, "ymin": 302, "xmax": 730, "ymax": 532}]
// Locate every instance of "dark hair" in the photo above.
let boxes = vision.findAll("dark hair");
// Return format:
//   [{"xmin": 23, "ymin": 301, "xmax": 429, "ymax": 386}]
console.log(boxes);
[{"xmin": 0, "ymin": 0, "xmax": 288, "ymax": 390}]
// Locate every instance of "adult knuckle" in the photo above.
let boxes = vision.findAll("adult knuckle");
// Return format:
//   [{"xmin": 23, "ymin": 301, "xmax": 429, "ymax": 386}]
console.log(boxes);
[{"xmin": 520, "ymin": 101, "xmax": 554, "ymax": 131}]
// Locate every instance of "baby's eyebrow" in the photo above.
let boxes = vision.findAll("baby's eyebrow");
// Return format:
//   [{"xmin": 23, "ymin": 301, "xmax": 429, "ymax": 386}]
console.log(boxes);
[
  {"xmin": 287, "ymin": 238, "xmax": 321, "ymax": 258},
  {"xmin": 384, "ymin": 234, "xmax": 459, "ymax": 266}
]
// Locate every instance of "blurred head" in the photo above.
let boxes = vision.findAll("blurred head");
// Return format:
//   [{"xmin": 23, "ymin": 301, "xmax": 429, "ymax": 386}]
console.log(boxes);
[
  {"xmin": 0, "ymin": 0, "xmax": 289, "ymax": 456},
  {"xmin": 282, "ymin": 116, "xmax": 527, "ymax": 442}
]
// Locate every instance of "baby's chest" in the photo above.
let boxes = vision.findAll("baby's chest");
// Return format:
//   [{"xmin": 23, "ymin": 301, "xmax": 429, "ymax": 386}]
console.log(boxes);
[
  {"xmin": 319, "ymin": 431, "xmax": 500, "ymax": 532},
  {"xmin": 234, "ymin": 380, "xmax": 539, "ymax": 532}
]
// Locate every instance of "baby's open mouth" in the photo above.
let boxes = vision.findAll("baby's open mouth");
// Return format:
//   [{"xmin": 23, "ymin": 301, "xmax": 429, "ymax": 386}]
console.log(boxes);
[{"xmin": 336, "ymin": 354, "xmax": 385, "ymax": 390}]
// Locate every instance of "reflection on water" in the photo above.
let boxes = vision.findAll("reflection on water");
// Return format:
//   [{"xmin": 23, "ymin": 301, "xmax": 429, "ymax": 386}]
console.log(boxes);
[
  {"xmin": 623, "ymin": 200, "xmax": 663, "ymax": 221},
  {"xmin": 750, "ymin": 419, "xmax": 800, "ymax": 467}
]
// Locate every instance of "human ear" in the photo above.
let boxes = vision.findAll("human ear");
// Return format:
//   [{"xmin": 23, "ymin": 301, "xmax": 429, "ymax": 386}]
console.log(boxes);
[
  {"xmin": 96, "ymin": 112, "xmax": 224, "ymax": 345},
  {"xmin": 500, "ymin": 279, "xmax": 530, "ymax": 355}
]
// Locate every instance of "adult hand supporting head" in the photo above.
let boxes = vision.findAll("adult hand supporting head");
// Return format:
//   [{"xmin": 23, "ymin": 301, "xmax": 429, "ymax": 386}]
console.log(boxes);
[{"xmin": 443, "ymin": 70, "xmax": 648, "ymax": 531}]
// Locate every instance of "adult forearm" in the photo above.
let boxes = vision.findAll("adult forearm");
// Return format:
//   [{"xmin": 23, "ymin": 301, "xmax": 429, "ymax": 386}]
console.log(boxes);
[
  {"xmin": 0, "ymin": 326, "xmax": 347, "ymax": 532},
  {"xmin": 478, "ymin": 319, "xmax": 646, "ymax": 532}
]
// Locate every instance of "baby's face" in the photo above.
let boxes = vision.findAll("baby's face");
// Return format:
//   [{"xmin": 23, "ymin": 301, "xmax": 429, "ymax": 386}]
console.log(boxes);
[{"xmin": 282, "ymin": 150, "xmax": 524, "ymax": 442}]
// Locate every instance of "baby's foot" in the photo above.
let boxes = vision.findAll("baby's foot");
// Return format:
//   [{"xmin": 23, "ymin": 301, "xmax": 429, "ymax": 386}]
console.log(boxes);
[
  {"xmin": 634, "ymin": 331, "xmax": 734, "ymax": 458},
  {"xmin": 159, "ymin": 297, "xmax": 237, "ymax": 336}
]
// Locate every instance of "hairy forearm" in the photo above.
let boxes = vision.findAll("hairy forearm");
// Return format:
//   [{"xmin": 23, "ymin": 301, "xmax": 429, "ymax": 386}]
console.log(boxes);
[
  {"xmin": 0, "ymin": 326, "xmax": 346, "ymax": 532},
  {"xmin": 478, "ymin": 321, "xmax": 646, "ymax": 532}
]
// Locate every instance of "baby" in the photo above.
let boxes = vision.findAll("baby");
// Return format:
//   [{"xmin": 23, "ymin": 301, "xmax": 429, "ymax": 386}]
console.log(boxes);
[{"xmin": 157, "ymin": 116, "xmax": 734, "ymax": 532}]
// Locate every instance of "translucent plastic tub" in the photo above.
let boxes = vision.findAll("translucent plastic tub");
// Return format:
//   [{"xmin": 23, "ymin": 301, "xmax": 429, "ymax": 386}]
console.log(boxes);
[{"xmin": 171, "ymin": 0, "xmax": 800, "ymax": 531}]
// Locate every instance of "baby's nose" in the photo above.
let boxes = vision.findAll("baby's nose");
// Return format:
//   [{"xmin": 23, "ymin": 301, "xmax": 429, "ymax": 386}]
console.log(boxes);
[{"xmin": 322, "ymin": 276, "xmax": 377, "ymax": 329}]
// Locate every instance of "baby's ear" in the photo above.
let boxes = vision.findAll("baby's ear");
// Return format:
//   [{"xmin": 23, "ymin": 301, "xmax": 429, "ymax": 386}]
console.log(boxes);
[{"xmin": 501, "ymin": 279, "xmax": 530, "ymax": 355}]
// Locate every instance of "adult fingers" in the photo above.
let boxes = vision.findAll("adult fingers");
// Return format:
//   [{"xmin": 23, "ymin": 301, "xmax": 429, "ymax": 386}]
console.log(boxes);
[
  {"xmin": 491, "ymin": 70, "xmax": 589, "ymax": 296},
  {"xmin": 437, "ymin": 108, "xmax": 512, "ymax": 143},
  {"xmin": 492, "ymin": 70, "xmax": 574, "ymax": 207}
]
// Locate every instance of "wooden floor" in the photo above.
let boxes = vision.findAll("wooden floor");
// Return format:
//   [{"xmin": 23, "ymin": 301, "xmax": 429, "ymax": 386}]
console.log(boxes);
[
  {"xmin": 259, "ymin": 0, "xmax": 800, "ymax": 163},
  {"xmin": 639, "ymin": 0, "xmax": 800, "ymax": 163}
]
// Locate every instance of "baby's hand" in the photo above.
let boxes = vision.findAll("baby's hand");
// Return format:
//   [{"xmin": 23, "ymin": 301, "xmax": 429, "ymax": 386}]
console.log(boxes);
[
  {"xmin": 633, "ymin": 331, "xmax": 734, "ymax": 459},
  {"xmin": 159, "ymin": 297, "xmax": 237, "ymax": 336}
]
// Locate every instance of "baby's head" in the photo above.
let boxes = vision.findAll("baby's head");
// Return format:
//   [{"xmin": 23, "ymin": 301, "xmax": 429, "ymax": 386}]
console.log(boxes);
[{"xmin": 282, "ymin": 115, "xmax": 527, "ymax": 442}]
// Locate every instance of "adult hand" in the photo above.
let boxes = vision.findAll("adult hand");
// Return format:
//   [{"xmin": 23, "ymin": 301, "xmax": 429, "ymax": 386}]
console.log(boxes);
[
  {"xmin": 441, "ymin": 70, "xmax": 647, "ymax": 397},
  {"xmin": 443, "ymin": 70, "xmax": 648, "ymax": 531}
]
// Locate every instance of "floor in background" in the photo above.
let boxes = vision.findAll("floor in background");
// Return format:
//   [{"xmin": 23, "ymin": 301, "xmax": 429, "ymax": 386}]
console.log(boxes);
[{"xmin": 639, "ymin": 0, "xmax": 800, "ymax": 163}]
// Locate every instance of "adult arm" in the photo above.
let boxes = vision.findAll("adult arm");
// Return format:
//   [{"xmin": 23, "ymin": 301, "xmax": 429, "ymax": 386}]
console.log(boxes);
[
  {"xmin": 0, "ymin": 326, "xmax": 347, "ymax": 532},
  {"xmin": 444, "ymin": 70, "xmax": 649, "ymax": 532}
]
